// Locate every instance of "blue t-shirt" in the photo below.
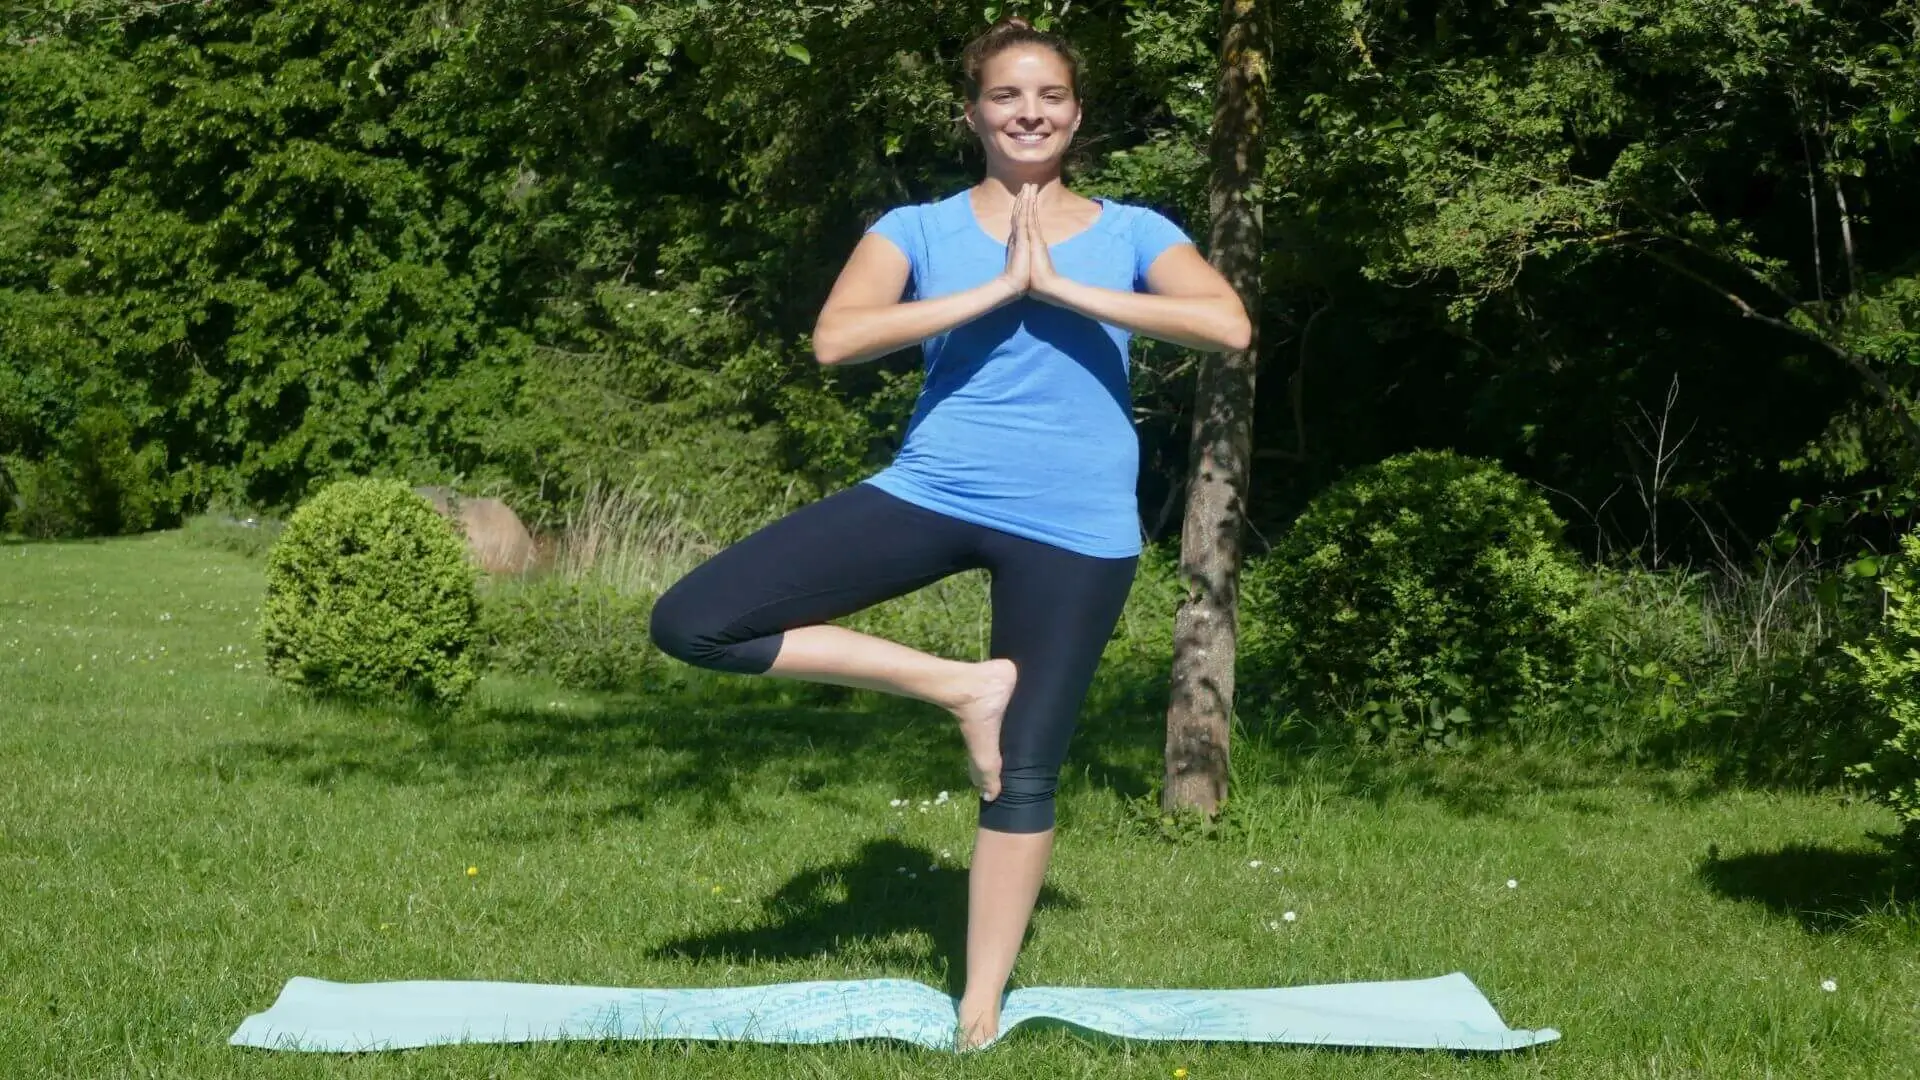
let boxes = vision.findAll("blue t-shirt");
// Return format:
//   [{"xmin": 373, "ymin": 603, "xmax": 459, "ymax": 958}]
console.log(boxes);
[{"xmin": 861, "ymin": 189, "xmax": 1193, "ymax": 558}]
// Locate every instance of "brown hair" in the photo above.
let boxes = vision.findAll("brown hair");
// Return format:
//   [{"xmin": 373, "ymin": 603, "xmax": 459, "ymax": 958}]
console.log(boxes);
[{"xmin": 960, "ymin": 15, "xmax": 1083, "ymax": 100}]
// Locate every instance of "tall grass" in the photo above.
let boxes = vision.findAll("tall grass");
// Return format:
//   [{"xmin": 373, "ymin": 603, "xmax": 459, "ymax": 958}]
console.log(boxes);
[{"xmin": 1575, "ymin": 551, "xmax": 1880, "ymax": 786}]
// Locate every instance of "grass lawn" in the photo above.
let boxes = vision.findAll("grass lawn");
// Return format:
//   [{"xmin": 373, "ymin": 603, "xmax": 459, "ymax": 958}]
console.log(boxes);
[{"xmin": 3, "ymin": 531, "xmax": 1917, "ymax": 1079}]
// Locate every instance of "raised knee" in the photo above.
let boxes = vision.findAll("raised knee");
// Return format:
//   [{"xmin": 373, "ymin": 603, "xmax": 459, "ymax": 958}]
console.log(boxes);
[
  {"xmin": 647, "ymin": 585, "xmax": 778, "ymax": 674},
  {"xmin": 646, "ymin": 586, "xmax": 698, "ymax": 663}
]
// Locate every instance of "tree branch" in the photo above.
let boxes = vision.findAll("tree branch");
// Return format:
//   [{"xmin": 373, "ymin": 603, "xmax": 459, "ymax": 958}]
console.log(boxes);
[{"xmin": 1638, "ymin": 247, "xmax": 1920, "ymax": 457}]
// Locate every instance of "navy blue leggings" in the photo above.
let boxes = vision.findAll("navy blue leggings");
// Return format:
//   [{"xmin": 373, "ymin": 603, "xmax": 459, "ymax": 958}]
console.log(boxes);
[{"xmin": 648, "ymin": 482, "xmax": 1138, "ymax": 833}]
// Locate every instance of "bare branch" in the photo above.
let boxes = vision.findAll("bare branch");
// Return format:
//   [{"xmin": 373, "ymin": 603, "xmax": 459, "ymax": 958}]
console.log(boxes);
[
  {"xmin": 1636, "ymin": 247, "xmax": 1920, "ymax": 457},
  {"xmin": 1793, "ymin": 91, "xmax": 1826, "ymax": 303}
]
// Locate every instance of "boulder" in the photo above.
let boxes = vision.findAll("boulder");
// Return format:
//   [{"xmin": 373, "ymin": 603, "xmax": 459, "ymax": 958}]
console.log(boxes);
[{"xmin": 412, "ymin": 486, "xmax": 537, "ymax": 575}]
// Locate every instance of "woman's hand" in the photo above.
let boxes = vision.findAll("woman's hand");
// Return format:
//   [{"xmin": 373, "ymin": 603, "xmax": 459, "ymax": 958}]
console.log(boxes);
[
  {"xmin": 999, "ymin": 184, "xmax": 1033, "ymax": 297},
  {"xmin": 1022, "ymin": 186, "xmax": 1066, "ymax": 301}
]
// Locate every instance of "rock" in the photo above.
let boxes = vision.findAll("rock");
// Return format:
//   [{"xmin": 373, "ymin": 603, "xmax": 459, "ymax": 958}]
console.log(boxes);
[{"xmin": 411, "ymin": 486, "xmax": 537, "ymax": 575}]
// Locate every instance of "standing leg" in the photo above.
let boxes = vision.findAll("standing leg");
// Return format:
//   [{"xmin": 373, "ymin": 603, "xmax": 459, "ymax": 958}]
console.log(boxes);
[
  {"xmin": 954, "ymin": 536, "xmax": 1137, "ymax": 1047},
  {"xmin": 648, "ymin": 483, "xmax": 1016, "ymax": 797}
]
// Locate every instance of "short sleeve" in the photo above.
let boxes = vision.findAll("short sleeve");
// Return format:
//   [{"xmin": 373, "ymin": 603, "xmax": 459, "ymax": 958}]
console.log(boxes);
[
  {"xmin": 866, "ymin": 205, "xmax": 923, "ymax": 299},
  {"xmin": 1130, "ymin": 206, "xmax": 1194, "ymax": 291}
]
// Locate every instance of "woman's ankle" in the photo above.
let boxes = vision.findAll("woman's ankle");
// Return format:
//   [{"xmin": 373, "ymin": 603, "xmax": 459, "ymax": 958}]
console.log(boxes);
[{"xmin": 955, "ymin": 991, "xmax": 1002, "ymax": 1048}]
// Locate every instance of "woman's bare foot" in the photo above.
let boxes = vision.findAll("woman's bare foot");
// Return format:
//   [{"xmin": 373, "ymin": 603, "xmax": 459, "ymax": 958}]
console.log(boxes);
[
  {"xmin": 955, "ymin": 993, "xmax": 1001, "ymax": 1051},
  {"xmin": 947, "ymin": 658, "xmax": 1016, "ymax": 801}
]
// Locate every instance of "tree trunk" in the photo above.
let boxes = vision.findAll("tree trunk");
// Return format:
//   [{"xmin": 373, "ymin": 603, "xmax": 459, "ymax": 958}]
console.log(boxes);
[{"xmin": 1162, "ymin": 0, "xmax": 1268, "ymax": 817}]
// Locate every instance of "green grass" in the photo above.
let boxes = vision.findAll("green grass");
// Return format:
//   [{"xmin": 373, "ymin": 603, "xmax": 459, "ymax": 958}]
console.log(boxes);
[{"xmin": 3, "ymin": 532, "xmax": 1918, "ymax": 1079}]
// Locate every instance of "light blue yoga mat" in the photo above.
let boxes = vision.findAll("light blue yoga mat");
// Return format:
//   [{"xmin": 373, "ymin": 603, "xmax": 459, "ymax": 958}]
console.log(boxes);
[{"xmin": 229, "ymin": 972, "xmax": 1560, "ymax": 1053}]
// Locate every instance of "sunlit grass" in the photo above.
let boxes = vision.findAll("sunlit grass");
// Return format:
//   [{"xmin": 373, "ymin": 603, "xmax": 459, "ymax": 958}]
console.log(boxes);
[{"xmin": 2, "ymin": 531, "xmax": 1916, "ymax": 1078}]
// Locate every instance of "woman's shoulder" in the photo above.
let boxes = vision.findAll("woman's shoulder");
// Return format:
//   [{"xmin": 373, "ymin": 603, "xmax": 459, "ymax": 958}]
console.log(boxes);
[
  {"xmin": 1093, "ymin": 197, "xmax": 1188, "ymax": 233},
  {"xmin": 1089, "ymin": 199, "xmax": 1195, "ymax": 258},
  {"xmin": 871, "ymin": 191, "xmax": 973, "ymax": 240},
  {"xmin": 876, "ymin": 190, "xmax": 970, "ymax": 219}
]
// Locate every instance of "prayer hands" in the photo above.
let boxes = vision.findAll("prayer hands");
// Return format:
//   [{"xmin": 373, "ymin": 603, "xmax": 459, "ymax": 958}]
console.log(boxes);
[{"xmin": 999, "ymin": 184, "xmax": 1064, "ymax": 301}]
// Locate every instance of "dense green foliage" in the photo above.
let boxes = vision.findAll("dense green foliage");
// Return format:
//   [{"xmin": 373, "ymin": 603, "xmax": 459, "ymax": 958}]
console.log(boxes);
[
  {"xmin": 1242, "ymin": 451, "xmax": 1587, "ymax": 742},
  {"xmin": 480, "ymin": 574, "xmax": 660, "ymax": 692},
  {"xmin": 260, "ymin": 477, "xmax": 480, "ymax": 704},
  {"xmin": 5, "ymin": 0, "xmax": 1919, "ymax": 566},
  {"xmin": 1844, "ymin": 530, "xmax": 1920, "ymax": 856},
  {"xmin": 12, "ymin": 1, "xmax": 1920, "ymax": 849},
  {"xmin": 2, "ymin": 404, "xmax": 165, "ymax": 537}
]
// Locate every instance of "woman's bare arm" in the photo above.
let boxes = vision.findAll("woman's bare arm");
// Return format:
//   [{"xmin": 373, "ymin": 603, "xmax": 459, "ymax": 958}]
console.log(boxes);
[
  {"xmin": 1033, "ymin": 243, "xmax": 1251, "ymax": 353},
  {"xmin": 1020, "ymin": 196, "xmax": 1250, "ymax": 353},
  {"xmin": 811, "ymin": 233, "xmax": 1021, "ymax": 366}
]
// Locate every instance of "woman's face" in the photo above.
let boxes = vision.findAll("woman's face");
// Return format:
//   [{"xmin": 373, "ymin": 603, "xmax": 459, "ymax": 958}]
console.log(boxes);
[{"xmin": 966, "ymin": 45, "xmax": 1080, "ymax": 169}]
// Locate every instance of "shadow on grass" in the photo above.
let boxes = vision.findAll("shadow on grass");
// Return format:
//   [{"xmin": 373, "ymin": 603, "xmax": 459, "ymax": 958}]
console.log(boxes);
[
  {"xmin": 200, "ymin": 646, "xmax": 1744, "ymax": 836},
  {"xmin": 1698, "ymin": 842, "xmax": 1914, "ymax": 933},
  {"xmin": 197, "ymin": 664, "xmax": 1171, "ymax": 831},
  {"xmin": 649, "ymin": 837, "xmax": 1078, "ymax": 995},
  {"xmin": 1238, "ymin": 735, "xmax": 1715, "ymax": 820}
]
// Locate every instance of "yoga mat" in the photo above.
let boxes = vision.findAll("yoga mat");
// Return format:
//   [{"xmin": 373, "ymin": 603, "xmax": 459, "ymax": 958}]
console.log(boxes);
[{"xmin": 229, "ymin": 972, "xmax": 1560, "ymax": 1053}]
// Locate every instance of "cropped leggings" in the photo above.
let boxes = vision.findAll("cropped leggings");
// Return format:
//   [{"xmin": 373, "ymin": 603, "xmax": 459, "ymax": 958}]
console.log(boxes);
[{"xmin": 648, "ymin": 482, "xmax": 1138, "ymax": 833}]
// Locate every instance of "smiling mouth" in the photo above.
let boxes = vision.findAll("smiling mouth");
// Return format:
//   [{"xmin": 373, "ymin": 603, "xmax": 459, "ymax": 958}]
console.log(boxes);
[{"xmin": 1006, "ymin": 132, "xmax": 1051, "ymax": 145}]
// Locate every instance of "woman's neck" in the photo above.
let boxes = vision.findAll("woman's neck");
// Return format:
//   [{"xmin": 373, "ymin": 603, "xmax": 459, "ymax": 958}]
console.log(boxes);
[{"xmin": 974, "ymin": 172, "xmax": 1070, "ymax": 207}]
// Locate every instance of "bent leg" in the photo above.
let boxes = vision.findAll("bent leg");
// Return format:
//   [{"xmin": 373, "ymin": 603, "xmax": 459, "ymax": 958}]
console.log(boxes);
[
  {"xmin": 648, "ymin": 483, "xmax": 1013, "ymax": 793},
  {"xmin": 649, "ymin": 483, "xmax": 975, "ymax": 674}
]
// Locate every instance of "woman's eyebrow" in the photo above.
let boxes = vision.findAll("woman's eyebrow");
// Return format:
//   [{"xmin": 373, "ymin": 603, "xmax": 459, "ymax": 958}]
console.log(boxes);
[{"xmin": 986, "ymin": 83, "xmax": 1073, "ymax": 94}]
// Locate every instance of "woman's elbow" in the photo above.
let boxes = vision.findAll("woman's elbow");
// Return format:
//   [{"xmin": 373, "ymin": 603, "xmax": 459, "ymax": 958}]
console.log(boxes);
[
  {"xmin": 810, "ymin": 321, "xmax": 848, "ymax": 366},
  {"xmin": 1217, "ymin": 302, "xmax": 1253, "ymax": 352}
]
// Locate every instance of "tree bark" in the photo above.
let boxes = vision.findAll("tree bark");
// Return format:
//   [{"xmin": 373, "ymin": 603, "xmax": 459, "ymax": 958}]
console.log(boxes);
[{"xmin": 1162, "ymin": 0, "xmax": 1268, "ymax": 817}]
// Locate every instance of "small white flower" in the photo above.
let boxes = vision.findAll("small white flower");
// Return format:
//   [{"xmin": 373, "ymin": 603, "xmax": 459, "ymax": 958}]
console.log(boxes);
[
  {"xmin": 1249, "ymin": 860, "xmax": 1263, "ymax": 869},
  {"xmin": 928, "ymin": 864, "xmax": 938, "ymax": 872},
  {"xmin": 940, "ymin": 850, "xmax": 952, "ymax": 859},
  {"xmin": 1507, "ymin": 879, "xmax": 1518, "ymax": 889},
  {"xmin": 889, "ymin": 798, "xmax": 905, "ymax": 808},
  {"xmin": 908, "ymin": 873, "xmax": 917, "ymax": 880},
  {"xmin": 1821, "ymin": 979, "xmax": 1837, "ymax": 992},
  {"xmin": 1266, "ymin": 919, "xmax": 1281, "ymax": 931},
  {"xmin": 896, "ymin": 866, "xmax": 906, "ymax": 873},
  {"xmin": 1283, "ymin": 911, "xmax": 1297, "ymax": 922},
  {"xmin": 625, "ymin": 301, "xmax": 636, "ymax": 309}
]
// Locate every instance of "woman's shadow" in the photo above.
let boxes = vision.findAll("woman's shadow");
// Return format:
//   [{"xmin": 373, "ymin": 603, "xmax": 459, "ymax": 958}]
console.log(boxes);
[{"xmin": 649, "ymin": 837, "xmax": 1078, "ymax": 997}]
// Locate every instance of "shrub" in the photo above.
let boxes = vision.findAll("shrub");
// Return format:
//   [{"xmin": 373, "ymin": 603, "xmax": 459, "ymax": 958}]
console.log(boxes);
[
  {"xmin": 3, "ymin": 456, "xmax": 81, "ymax": 539},
  {"xmin": 1569, "ymin": 560, "xmax": 1877, "ymax": 786},
  {"xmin": 0, "ymin": 408, "xmax": 166, "ymax": 539},
  {"xmin": 1842, "ymin": 530, "xmax": 1920, "ymax": 857},
  {"xmin": 480, "ymin": 575, "xmax": 658, "ymax": 692},
  {"xmin": 260, "ymin": 478, "xmax": 481, "ymax": 706},
  {"xmin": 1242, "ymin": 450, "xmax": 1587, "ymax": 745}
]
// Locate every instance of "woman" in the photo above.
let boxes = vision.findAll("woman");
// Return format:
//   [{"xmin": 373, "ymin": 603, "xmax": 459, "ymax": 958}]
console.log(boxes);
[{"xmin": 648, "ymin": 16, "xmax": 1249, "ymax": 1049}]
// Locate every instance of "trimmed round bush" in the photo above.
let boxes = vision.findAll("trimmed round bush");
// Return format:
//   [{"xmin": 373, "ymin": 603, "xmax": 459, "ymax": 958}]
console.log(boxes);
[
  {"xmin": 1243, "ymin": 450, "xmax": 1587, "ymax": 744},
  {"xmin": 260, "ymin": 478, "xmax": 481, "ymax": 706}
]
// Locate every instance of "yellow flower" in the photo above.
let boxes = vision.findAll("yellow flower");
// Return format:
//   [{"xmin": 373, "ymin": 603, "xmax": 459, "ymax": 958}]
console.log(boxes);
[
  {"xmin": 711, "ymin": 885, "xmax": 724, "ymax": 894},
  {"xmin": 466, "ymin": 866, "xmax": 478, "ymax": 877},
  {"xmin": 1174, "ymin": 1069, "xmax": 1189, "ymax": 1079}
]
